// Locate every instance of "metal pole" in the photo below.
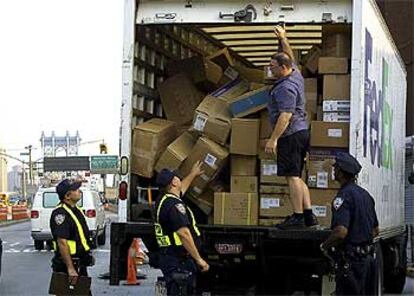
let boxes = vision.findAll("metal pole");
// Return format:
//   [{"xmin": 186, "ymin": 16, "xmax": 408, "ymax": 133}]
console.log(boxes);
[
  {"xmin": 21, "ymin": 165, "xmax": 27, "ymax": 200},
  {"xmin": 28, "ymin": 145, "xmax": 33, "ymax": 185}
]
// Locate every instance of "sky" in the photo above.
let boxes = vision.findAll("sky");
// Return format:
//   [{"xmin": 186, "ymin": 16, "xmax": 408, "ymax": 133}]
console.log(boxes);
[{"xmin": 0, "ymin": 0, "xmax": 124, "ymax": 169}]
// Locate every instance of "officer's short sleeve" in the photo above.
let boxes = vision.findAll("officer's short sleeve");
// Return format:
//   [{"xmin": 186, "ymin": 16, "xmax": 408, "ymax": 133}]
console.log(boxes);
[
  {"xmin": 331, "ymin": 194, "xmax": 351, "ymax": 230},
  {"xmin": 167, "ymin": 202, "xmax": 191, "ymax": 232},
  {"xmin": 50, "ymin": 209, "xmax": 71, "ymax": 239},
  {"xmin": 275, "ymin": 84, "xmax": 297, "ymax": 113}
]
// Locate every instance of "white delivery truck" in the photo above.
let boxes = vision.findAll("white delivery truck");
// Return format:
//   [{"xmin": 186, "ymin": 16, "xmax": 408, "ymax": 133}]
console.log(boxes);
[{"xmin": 110, "ymin": 0, "xmax": 408, "ymax": 294}]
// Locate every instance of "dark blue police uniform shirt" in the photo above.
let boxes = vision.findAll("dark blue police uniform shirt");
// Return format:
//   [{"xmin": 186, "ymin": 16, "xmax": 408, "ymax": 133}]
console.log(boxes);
[
  {"xmin": 331, "ymin": 182, "xmax": 379, "ymax": 245},
  {"xmin": 267, "ymin": 63, "xmax": 308, "ymax": 137}
]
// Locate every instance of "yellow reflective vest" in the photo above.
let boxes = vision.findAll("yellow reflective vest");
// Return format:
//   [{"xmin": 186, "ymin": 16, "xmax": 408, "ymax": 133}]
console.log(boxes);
[
  {"xmin": 155, "ymin": 193, "xmax": 200, "ymax": 248},
  {"xmin": 52, "ymin": 203, "xmax": 91, "ymax": 255}
]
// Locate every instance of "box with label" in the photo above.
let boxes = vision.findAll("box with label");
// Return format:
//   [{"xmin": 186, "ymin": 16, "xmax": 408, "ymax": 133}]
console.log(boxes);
[
  {"xmin": 228, "ymin": 87, "xmax": 269, "ymax": 118},
  {"xmin": 322, "ymin": 100, "xmax": 351, "ymax": 112},
  {"xmin": 214, "ymin": 193, "xmax": 258, "ymax": 226},
  {"xmin": 310, "ymin": 188, "xmax": 339, "ymax": 227},
  {"xmin": 306, "ymin": 150, "xmax": 345, "ymax": 189},
  {"xmin": 303, "ymin": 46, "xmax": 322, "ymax": 74},
  {"xmin": 187, "ymin": 188, "xmax": 214, "ymax": 216},
  {"xmin": 323, "ymin": 112, "xmax": 350, "ymax": 122},
  {"xmin": 231, "ymin": 155, "xmax": 257, "ymax": 176},
  {"xmin": 230, "ymin": 118, "xmax": 260, "ymax": 155},
  {"xmin": 231, "ymin": 176, "xmax": 258, "ymax": 193},
  {"xmin": 260, "ymin": 110, "xmax": 272, "ymax": 139},
  {"xmin": 323, "ymin": 75, "xmax": 350, "ymax": 101},
  {"xmin": 310, "ymin": 121, "xmax": 349, "ymax": 148},
  {"xmin": 260, "ymin": 194, "xmax": 292, "ymax": 217},
  {"xmin": 260, "ymin": 159, "xmax": 287, "ymax": 184},
  {"xmin": 155, "ymin": 132, "xmax": 197, "ymax": 172},
  {"xmin": 260, "ymin": 185, "xmax": 290, "ymax": 195},
  {"xmin": 166, "ymin": 56, "xmax": 223, "ymax": 92},
  {"xmin": 131, "ymin": 119, "xmax": 177, "ymax": 178},
  {"xmin": 211, "ymin": 78, "xmax": 250, "ymax": 101},
  {"xmin": 318, "ymin": 57, "xmax": 348, "ymax": 74},
  {"xmin": 192, "ymin": 96, "xmax": 232, "ymax": 145},
  {"xmin": 180, "ymin": 137, "xmax": 229, "ymax": 195}
]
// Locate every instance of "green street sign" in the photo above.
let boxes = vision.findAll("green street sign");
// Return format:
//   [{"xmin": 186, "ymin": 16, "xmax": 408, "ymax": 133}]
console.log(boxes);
[{"xmin": 90, "ymin": 155, "xmax": 119, "ymax": 174}]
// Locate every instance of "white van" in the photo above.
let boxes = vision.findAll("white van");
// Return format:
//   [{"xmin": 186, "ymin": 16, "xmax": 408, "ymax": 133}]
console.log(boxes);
[{"xmin": 30, "ymin": 186, "xmax": 106, "ymax": 250}]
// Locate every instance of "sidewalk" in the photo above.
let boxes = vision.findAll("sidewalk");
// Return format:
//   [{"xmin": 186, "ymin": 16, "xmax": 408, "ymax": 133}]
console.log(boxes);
[{"xmin": 0, "ymin": 218, "xmax": 30, "ymax": 228}]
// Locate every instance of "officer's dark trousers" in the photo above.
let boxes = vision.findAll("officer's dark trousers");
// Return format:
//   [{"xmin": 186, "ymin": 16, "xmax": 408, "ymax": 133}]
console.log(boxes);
[
  {"xmin": 159, "ymin": 254, "xmax": 197, "ymax": 296},
  {"xmin": 335, "ymin": 254, "xmax": 376, "ymax": 295}
]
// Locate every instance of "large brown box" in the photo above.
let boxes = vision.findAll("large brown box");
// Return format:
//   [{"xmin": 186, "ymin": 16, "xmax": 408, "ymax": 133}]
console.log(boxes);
[
  {"xmin": 158, "ymin": 74, "xmax": 205, "ymax": 126},
  {"xmin": 214, "ymin": 192, "xmax": 258, "ymax": 226},
  {"xmin": 231, "ymin": 155, "xmax": 257, "ymax": 176},
  {"xmin": 260, "ymin": 185, "xmax": 289, "ymax": 195},
  {"xmin": 166, "ymin": 56, "xmax": 223, "ymax": 92},
  {"xmin": 310, "ymin": 188, "xmax": 338, "ymax": 227},
  {"xmin": 234, "ymin": 64, "xmax": 264, "ymax": 83},
  {"xmin": 259, "ymin": 218, "xmax": 285, "ymax": 226},
  {"xmin": 131, "ymin": 119, "xmax": 177, "ymax": 178},
  {"xmin": 305, "ymin": 78, "xmax": 318, "ymax": 124},
  {"xmin": 180, "ymin": 137, "xmax": 229, "ymax": 195},
  {"xmin": 260, "ymin": 110, "xmax": 272, "ymax": 139},
  {"xmin": 187, "ymin": 188, "xmax": 214, "ymax": 216},
  {"xmin": 307, "ymin": 150, "xmax": 341, "ymax": 189},
  {"xmin": 322, "ymin": 25, "xmax": 351, "ymax": 58},
  {"xmin": 192, "ymin": 96, "xmax": 232, "ymax": 145},
  {"xmin": 230, "ymin": 119, "xmax": 260, "ymax": 155},
  {"xmin": 303, "ymin": 46, "xmax": 322, "ymax": 74},
  {"xmin": 260, "ymin": 159, "xmax": 288, "ymax": 185},
  {"xmin": 260, "ymin": 194, "xmax": 292, "ymax": 217},
  {"xmin": 318, "ymin": 57, "xmax": 348, "ymax": 74},
  {"xmin": 323, "ymin": 75, "xmax": 350, "ymax": 101},
  {"xmin": 231, "ymin": 176, "xmax": 258, "ymax": 193},
  {"xmin": 207, "ymin": 48, "xmax": 235, "ymax": 72},
  {"xmin": 155, "ymin": 132, "xmax": 197, "ymax": 172},
  {"xmin": 310, "ymin": 121, "xmax": 349, "ymax": 148}
]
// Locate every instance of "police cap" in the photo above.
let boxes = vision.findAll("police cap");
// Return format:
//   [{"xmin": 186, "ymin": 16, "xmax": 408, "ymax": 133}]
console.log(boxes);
[
  {"xmin": 334, "ymin": 152, "xmax": 362, "ymax": 176},
  {"xmin": 56, "ymin": 179, "xmax": 82, "ymax": 200},
  {"xmin": 156, "ymin": 169, "xmax": 180, "ymax": 187}
]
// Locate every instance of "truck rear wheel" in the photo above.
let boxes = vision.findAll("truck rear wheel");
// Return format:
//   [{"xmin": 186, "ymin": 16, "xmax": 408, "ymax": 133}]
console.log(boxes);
[
  {"xmin": 374, "ymin": 243, "xmax": 384, "ymax": 296},
  {"xmin": 383, "ymin": 235, "xmax": 407, "ymax": 294}
]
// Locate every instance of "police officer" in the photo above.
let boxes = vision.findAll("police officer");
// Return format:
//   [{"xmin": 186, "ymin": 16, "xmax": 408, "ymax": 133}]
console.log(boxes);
[
  {"xmin": 50, "ymin": 179, "xmax": 94, "ymax": 291},
  {"xmin": 155, "ymin": 161, "xmax": 209, "ymax": 295},
  {"xmin": 321, "ymin": 152, "xmax": 379, "ymax": 295}
]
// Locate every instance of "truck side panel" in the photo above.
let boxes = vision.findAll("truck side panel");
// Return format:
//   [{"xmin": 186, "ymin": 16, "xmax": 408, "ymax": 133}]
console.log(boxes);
[{"xmin": 350, "ymin": 0, "xmax": 407, "ymax": 230}]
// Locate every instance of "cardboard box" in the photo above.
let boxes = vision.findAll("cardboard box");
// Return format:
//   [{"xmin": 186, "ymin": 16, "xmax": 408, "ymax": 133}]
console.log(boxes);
[
  {"xmin": 260, "ymin": 159, "xmax": 288, "ymax": 184},
  {"xmin": 250, "ymin": 82, "xmax": 266, "ymax": 91},
  {"xmin": 303, "ymin": 46, "xmax": 322, "ymax": 74},
  {"xmin": 192, "ymin": 96, "xmax": 232, "ymax": 145},
  {"xmin": 323, "ymin": 112, "xmax": 350, "ymax": 122},
  {"xmin": 207, "ymin": 48, "xmax": 235, "ymax": 71},
  {"xmin": 158, "ymin": 74, "xmax": 205, "ymax": 126},
  {"xmin": 187, "ymin": 188, "xmax": 214, "ymax": 216},
  {"xmin": 260, "ymin": 194, "xmax": 292, "ymax": 217},
  {"xmin": 305, "ymin": 78, "xmax": 318, "ymax": 125},
  {"xmin": 180, "ymin": 137, "xmax": 229, "ymax": 194},
  {"xmin": 260, "ymin": 110, "xmax": 272, "ymax": 139},
  {"xmin": 323, "ymin": 100, "xmax": 351, "ymax": 112},
  {"xmin": 318, "ymin": 57, "xmax": 348, "ymax": 74},
  {"xmin": 258, "ymin": 139, "xmax": 273, "ymax": 160},
  {"xmin": 258, "ymin": 218, "xmax": 285, "ymax": 226},
  {"xmin": 131, "ymin": 119, "xmax": 176, "ymax": 178},
  {"xmin": 260, "ymin": 185, "xmax": 289, "ymax": 195},
  {"xmin": 322, "ymin": 25, "xmax": 351, "ymax": 58},
  {"xmin": 234, "ymin": 64, "xmax": 264, "ymax": 83},
  {"xmin": 306, "ymin": 149, "xmax": 345, "ymax": 189},
  {"xmin": 310, "ymin": 188, "xmax": 338, "ymax": 227},
  {"xmin": 214, "ymin": 192, "xmax": 258, "ymax": 226},
  {"xmin": 228, "ymin": 87, "xmax": 269, "ymax": 118},
  {"xmin": 230, "ymin": 119, "xmax": 260, "ymax": 155},
  {"xmin": 155, "ymin": 132, "xmax": 197, "ymax": 172},
  {"xmin": 166, "ymin": 56, "xmax": 223, "ymax": 92},
  {"xmin": 231, "ymin": 155, "xmax": 257, "ymax": 176},
  {"xmin": 211, "ymin": 79, "xmax": 250, "ymax": 101},
  {"xmin": 231, "ymin": 176, "xmax": 258, "ymax": 193},
  {"xmin": 323, "ymin": 75, "xmax": 350, "ymax": 101},
  {"xmin": 310, "ymin": 121, "xmax": 349, "ymax": 148}
]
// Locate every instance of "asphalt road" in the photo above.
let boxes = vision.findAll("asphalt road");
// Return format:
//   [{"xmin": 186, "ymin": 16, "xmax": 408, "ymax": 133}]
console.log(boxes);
[{"xmin": 0, "ymin": 213, "xmax": 161, "ymax": 296}]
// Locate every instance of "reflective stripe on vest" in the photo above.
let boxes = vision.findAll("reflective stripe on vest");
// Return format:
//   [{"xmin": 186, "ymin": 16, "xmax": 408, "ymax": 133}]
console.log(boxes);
[
  {"xmin": 53, "ymin": 203, "xmax": 91, "ymax": 255},
  {"xmin": 155, "ymin": 193, "xmax": 200, "ymax": 248}
]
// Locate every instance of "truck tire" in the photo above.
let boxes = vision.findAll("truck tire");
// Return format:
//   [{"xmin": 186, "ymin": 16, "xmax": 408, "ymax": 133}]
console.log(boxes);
[
  {"xmin": 34, "ymin": 240, "xmax": 44, "ymax": 251},
  {"xmin": 98, "ymin": 225, "xmax": 106, "ymax": 246},
  {"xmin": 374, "ymin": 243, "xmax": 384, "ymax": 296},
  {"xmin": 383, "ymin": 237, "xmax": 407, "ymax": 294}
]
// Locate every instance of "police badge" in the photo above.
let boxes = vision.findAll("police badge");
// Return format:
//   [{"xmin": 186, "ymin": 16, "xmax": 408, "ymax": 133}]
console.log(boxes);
[
  {"xmin": 175, "ymin": 204, "xmax": 186, "ymax": 215},
  {"xmin": 55, "ymin": 214, "xmax": 66, "ymax": 225},
  {"xmin": 333, "ymin": 197, "xmax": 344, "ymax": 210}
]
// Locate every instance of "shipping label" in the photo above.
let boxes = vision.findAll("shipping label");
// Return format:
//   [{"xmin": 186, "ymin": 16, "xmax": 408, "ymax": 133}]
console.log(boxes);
[
  {"xmin": 193, "ymin": 114, "xmax": 207, "ymax": 132},
  {"xmin": 312, "ymin": 205, "xmax": 328, "ymax": 217},
  {"xmin": 263, "ymin": 164, "xmax": 278, "ymax": 176},
  {"xmin": 317, "ymin": 171, "xmax": 329, "ymax": 188},
  {"xmin": 204, "ymin": 153, "xmax": 217, "ymax": 168},
  {"xmin": 327, "ymin": 129, "xmax": 342, "ymax": 138},
  {"xmin": 261, "ymin": 198, "xmax": 280, "ymax": 209}
]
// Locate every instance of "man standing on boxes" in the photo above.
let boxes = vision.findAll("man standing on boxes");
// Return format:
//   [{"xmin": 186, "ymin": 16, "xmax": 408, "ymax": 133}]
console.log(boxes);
[
  {"xmin": 155, "ymin": 161, "xmax": 209, "ymax": 295},
  {"xmin": 265, "ymin": 26, "xmax": 318, "ymax": 229}
]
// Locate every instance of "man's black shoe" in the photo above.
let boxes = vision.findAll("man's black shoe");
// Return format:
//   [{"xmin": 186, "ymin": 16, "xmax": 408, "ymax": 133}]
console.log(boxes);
[
  {"xmin": 275, "ymin": 214, "xmax": 306, "ymax": 230},
  {"xmin": 305, "ymin": 213, "xmax": 319, "ymax": 227}
]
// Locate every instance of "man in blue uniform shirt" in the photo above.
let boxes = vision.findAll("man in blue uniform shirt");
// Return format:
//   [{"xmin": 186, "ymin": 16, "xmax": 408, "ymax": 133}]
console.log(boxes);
[
  {"xmin": 321, "ymin": 152, "xmax": 379, "ymax": 295},
  {"xmin": 155, "ymin": 161, "xmax": 209, "ymax": 295}
]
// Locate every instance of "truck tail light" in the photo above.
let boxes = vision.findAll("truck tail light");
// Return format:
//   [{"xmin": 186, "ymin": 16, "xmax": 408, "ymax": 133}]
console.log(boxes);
[
  {"xmin": 119, "ymin": 181, "xmax": 127, "ymax": 201},
  {"xmin": 85, "ymin": 209, "xmax": 96, "ymax": 218},
  {"xmin": 31, "ymin": 210, "xmax": 39, "ymax": 219}
]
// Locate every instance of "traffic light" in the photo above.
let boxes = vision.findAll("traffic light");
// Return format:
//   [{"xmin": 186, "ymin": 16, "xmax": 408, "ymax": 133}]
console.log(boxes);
[{"xmin": 99, "ymin": 144, "xmax": 108, "ymax": 154}]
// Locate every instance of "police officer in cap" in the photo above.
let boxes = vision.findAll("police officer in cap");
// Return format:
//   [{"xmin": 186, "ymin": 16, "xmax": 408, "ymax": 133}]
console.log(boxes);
[
  {"xmin": 321, "ymin": 152, "xmax": 379, "ymax": 295},
  {"xmin": 50, "ymin": 179, "xmax": 95, "ymax": 290},
  {"xmin": 155, "ymin": 161, "xmax": 209, "ymax": 295}
]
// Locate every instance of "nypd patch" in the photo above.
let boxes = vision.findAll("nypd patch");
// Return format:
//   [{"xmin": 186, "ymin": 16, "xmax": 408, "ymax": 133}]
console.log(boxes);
[
  {"xmin": 333, "ymin": 197, "xmax": 344, "ymax": 210},
  {"xmin": 175, "ymin": 204, "xmax": 186, "ymax": 215},
  {"xmin": 55, "ymin": 214, "xmax": 66, "ymax": 225}
]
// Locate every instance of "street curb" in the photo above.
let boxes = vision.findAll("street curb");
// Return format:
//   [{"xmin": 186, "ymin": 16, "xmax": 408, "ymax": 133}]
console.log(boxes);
[{"xmin": 0, "ymin": 218, "xmax": 30, "ymax": 228}]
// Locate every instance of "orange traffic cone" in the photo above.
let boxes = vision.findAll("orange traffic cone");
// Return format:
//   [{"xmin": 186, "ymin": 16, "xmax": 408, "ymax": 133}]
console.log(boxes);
[{"xmin": 124, "ymin": 238, "xmax": 141, "ymax": 285}]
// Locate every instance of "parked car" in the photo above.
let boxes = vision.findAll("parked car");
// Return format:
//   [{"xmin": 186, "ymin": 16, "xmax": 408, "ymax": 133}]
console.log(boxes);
[{"xmin": 30, "ymin": 186, "xmax": 106, "ymax": 250}]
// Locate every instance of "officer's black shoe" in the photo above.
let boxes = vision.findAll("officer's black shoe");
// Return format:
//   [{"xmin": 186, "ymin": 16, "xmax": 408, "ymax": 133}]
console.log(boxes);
[
  {"xmin": 275, "ymin": 214, "xmax": 306, "ymax": 230},
  {"xmin": 305, "ymin": 213, "xmax": 319, "ymax": 227}
]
